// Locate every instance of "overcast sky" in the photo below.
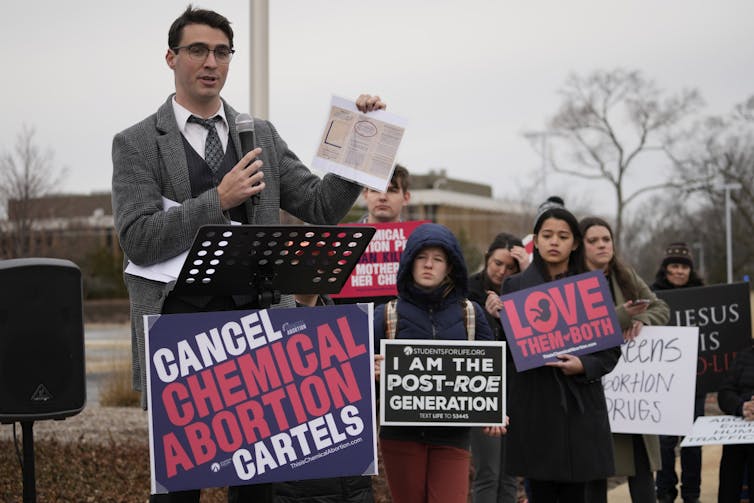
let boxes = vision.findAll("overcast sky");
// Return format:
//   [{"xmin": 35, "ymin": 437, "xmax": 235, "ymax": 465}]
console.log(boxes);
[{"xmin": 2, "ymin": 0, "xmax": 753, "ymax": 216}]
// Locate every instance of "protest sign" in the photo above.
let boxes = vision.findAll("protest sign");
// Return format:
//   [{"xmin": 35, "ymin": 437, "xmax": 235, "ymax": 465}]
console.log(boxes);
[
  {"xmin": 603, "ymin": 326, "xmax": 699, "ymax": 435},
  {"xmin": 144, "ymin": 304, "xmax": 377, "ymax": 494},
  {"xmin": 332, "ymin": 221, "xmax": 427, "ymax": 299},
  {"xmin": 498, "ymin": 270, "xmax": 623, "ymax": 371},
  {"xmin": 379, "ymin": 340, "xmax": 506, "ymax": 426},
  {"xmin": 681, "ymin": 415, "xmax": 754, "ymax": 446},
  {"xmin": 656, "ymin": 282, "xmax": 752, "ymax": 394}
]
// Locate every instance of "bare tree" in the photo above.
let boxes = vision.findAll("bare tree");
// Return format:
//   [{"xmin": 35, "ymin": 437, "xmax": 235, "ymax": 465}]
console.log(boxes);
[
  {"xmin": 668, "ymin": 95, "xmax": 754, "ymax": 281},
  {"xmin": 0, "ymin": 126, "xmax": 66, "ymax": 257},
  {"xmin": 539, "ymin": 68, "xmax": 702, "ymax": 246}
]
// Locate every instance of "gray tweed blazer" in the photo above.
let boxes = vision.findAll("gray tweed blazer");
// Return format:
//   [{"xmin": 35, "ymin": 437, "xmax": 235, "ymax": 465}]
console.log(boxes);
[{"xmin": 111, "ymin": 95, "xmax": 361, "ymax": 403}]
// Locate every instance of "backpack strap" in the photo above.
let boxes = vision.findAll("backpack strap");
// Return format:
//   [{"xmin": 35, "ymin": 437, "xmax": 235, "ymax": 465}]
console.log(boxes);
[
  {"xmin": 385, "ymin": 298, "xmax": 475, "ymax": 340},
  {"xmin": 385, "ymin": 299, "xmax": 399, "ymax": 339},
  {"xmin": 462, "ymin": 299, "xmax": 475, "ymax": 341}
]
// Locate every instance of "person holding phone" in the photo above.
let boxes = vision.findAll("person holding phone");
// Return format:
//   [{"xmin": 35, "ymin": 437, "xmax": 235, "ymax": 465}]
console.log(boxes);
[{"xmin": 579, "ymin": 217, "xmax": 670, "ymax": 503}]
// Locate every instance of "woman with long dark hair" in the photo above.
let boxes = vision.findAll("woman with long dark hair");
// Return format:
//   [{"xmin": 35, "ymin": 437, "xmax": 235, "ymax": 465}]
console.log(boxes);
[
  {"xmin": 468, "ymin": 232, "xmax": 529, "ymax": 503},
  {"xmin": 579, "ymin": 216, "xmax": 669, "ymax": 503}
]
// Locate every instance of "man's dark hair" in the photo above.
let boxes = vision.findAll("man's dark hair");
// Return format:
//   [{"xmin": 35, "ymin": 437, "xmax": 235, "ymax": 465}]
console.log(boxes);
[
  {"xmin": 391, "ymin": 164, "xmax": 410, "ymax": 192},
  {"xmin": 168, "ymin": 5, "xmax": 234, "ymax": 49}
]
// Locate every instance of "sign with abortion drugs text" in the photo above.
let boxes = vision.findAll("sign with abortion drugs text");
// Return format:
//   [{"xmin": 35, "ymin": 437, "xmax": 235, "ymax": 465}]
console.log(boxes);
[{"xmin": 603, "ymin": 326, "xmax": 699, "ymax": 435}]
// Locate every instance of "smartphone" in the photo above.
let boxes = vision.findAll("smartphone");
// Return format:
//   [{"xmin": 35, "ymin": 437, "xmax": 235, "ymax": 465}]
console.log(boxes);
[{"xmin": 631, "ymin": 299, "xmax": 651, "ymax": 305}]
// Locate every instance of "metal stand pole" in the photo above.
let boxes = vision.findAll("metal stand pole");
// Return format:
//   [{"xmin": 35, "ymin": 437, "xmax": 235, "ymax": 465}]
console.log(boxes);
[{"xmin": 21, "ymin": 421, "xmax": 36, "ymax": 503}]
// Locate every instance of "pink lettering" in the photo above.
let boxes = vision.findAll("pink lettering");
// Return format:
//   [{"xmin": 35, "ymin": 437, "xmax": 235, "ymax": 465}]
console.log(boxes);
[
  {"xmin": 577, "ymin": 277, "xmax": 608, "ymax": 319},
  {"xmin": 503, "ymin": 299, "xmax": 533, "ymax": 340}
]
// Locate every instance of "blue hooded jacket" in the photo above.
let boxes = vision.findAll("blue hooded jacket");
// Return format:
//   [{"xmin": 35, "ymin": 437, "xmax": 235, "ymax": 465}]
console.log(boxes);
[
  {"xmin": 374, "ymin": 223, "xmax": 492, "ymax": 449},
  {"xmin": 375, "ymin": 223, "xmax": 492, "ymax": 344}
]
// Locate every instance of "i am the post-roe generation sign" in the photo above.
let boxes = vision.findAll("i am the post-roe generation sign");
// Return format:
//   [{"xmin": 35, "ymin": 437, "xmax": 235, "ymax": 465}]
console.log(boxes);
[
  {"xmin": 499, "ymin": 270, "xmax": 623, "ymax": 371},
  {"xmin": 144, "ymin": 304, "xmax": 377, "ymax": 494}
]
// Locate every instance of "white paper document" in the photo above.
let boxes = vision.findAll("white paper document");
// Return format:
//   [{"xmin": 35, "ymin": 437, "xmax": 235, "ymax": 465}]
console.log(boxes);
[
  {"xmin": 125, "ymin": 197, "xmax": 239, "ymax": 283},
  {"xmin": 312, "ymin": 96, "xmax": 407, "ymax": 192}
]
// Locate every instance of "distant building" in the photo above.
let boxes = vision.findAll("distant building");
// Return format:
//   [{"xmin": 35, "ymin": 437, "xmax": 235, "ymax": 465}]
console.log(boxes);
[
  {"xmin": 285, "ymin": 169, "xmax": 532, "ymax": 270},
  {"xmin": 403, "ymin": 170, "xmax": 529, "ymax": 251},
  {"xmin": 1, "ymin": 173, "xmax": 531, "ymax": 281},
  {"xmin": 0, "ymin": 192, "xmax": 120, "ymax": 278},
  {"xmin": 1, "ymin": 192, "xmax": 126, "ymax": 298}
]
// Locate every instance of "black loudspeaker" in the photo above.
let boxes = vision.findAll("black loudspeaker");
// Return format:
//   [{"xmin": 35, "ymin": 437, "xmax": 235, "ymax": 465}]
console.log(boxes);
[{"xmin": 0, "ymin": 258, "xmax": 86, "ymax": 422}]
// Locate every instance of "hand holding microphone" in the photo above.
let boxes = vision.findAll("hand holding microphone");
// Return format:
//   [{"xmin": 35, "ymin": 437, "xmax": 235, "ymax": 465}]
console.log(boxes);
[
  {"xmin": 217, "ymin": 112, "xmax": 264, "ymax": 211},
  {"xmin": 235, "ymin": 113, "xmax": 263, "ymax": 206}
]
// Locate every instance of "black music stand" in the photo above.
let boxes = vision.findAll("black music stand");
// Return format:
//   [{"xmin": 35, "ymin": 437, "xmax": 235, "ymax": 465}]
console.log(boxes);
[{"xmin": 172, "ymin": 224, "xmax": 376, "ymax": 306}]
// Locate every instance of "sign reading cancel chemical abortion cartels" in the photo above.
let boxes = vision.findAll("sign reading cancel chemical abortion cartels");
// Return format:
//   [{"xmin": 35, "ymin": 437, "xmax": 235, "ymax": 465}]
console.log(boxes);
[
  {"xmin": 499, "ymin": 270, "xmax": 623, "ymax": 372},
  {"xmin": 144, "ymin": 304, "xmax": 377, "ymax": 494},
  {"xmin": 380, "ymin": 340, "xmax": 506, "ymax": 426},
  {"xmin": 332, "ymin": 221, "xmax": 428, "ymax": 299}
]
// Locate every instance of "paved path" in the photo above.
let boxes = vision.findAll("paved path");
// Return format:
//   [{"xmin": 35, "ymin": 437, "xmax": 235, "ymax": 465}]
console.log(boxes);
[
  {"xmin": 81, "ymin": 324, "xmax": 734, "ymax": 502},
  {"xmin": 85, "ymin": 323, "xmax": 131, "ymax": 404},
  {"xmin": 607, "ymin": 444, "xmax": 723, "ymax": 502}
]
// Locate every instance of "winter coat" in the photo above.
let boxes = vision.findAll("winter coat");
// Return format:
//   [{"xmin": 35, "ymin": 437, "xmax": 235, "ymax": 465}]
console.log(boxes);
[
  {"xmin": 274, "ymin": 476, "xmax": 373, "ymax": 503},
  {"xmin": 607, "ymin": 269, "xmax": 669, "ymax": 475},
  {"xmin": 501, "ymin": 265, "xmax": 621, "ymax": 482},
  {"xmin": 374, "ymin": 223, "xmax": 493, "ymax": 450},
  {"xmin": 651, "ymin": 269, "xmax": 706, "ymax": 399},
  {"xmin": 717, "ymin": 343, "xmax": 754, "ymax": 416}
]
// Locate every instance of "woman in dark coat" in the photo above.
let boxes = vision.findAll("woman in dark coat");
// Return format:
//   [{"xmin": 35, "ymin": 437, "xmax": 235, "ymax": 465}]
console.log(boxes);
[
  {"xmin": 716, "ymin": 341, "xmax": 754, "ymax": 502},
  {"xmin": 467, "ymin": 232, "xmax": 528, "ymax": 503},
  {"xmin": 501, "ymin": 205, "xmax": 621, "ymax": 503},
  {"xmin": 651, "ymin": 242, "xmax": 705, "ymax": 503},
  {"xmin": 373, "ymin": 222, "xmax": 502, "ymax": 503}
]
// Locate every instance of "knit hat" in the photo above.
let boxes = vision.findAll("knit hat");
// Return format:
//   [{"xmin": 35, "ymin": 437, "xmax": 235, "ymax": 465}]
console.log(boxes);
[
  {"xmin": 534, "ymin": 196, "xmax": 565, "ymax": 229},
  {"xmin": 662, "ymin": 242, "xmax": 694, "ymax": 268}
]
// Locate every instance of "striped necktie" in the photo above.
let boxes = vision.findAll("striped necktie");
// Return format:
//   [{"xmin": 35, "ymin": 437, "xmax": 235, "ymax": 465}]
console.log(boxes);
[{"xmin": 188, "ymin": 115, "xmax": 223, "ymax": 173}]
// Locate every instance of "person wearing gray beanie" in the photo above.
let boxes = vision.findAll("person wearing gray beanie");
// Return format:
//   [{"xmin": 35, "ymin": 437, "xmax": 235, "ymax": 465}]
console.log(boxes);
[{"xmin": 533, "ymin": 196, "xmax": 566, "ymax": 229}]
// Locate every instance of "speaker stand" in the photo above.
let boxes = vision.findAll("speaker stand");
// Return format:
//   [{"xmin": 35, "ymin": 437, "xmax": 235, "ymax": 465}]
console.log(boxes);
[{"xmin": 21, "ymin": 421, "xmax": 36, "ymax": 503}]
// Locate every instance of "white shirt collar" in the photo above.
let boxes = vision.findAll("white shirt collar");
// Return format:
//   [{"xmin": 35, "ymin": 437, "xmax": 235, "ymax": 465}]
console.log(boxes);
[{"xmin": 171, "ymin": 97, "xmax": 228, "ymax": 133}]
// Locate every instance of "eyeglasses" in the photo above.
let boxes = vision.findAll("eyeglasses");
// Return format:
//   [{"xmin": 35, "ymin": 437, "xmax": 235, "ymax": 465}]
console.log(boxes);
[{"xmin": 172, "ymin": 43, "xmax": 235, "ymax": 64}]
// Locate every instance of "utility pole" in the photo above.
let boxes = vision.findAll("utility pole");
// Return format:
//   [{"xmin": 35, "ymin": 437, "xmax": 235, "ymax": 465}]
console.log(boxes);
[
  {"xmin": 722, "ymin": 182, "xmax": 742, "ymax": 283},
  {"xmin": 250, "ymin": 0, "xmax": 269, "ymax": 119}
]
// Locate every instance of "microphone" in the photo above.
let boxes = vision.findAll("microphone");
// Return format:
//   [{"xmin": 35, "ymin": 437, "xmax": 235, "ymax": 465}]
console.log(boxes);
[{"xmin": 235, "ymin": 113, "xmax": 260, "ymax": 205}]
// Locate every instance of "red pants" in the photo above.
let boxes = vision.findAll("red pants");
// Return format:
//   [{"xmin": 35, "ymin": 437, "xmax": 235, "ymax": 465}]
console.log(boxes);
[{"xmin": 380, "ymin": 438, "xmax": 470, "ymax": 503}]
